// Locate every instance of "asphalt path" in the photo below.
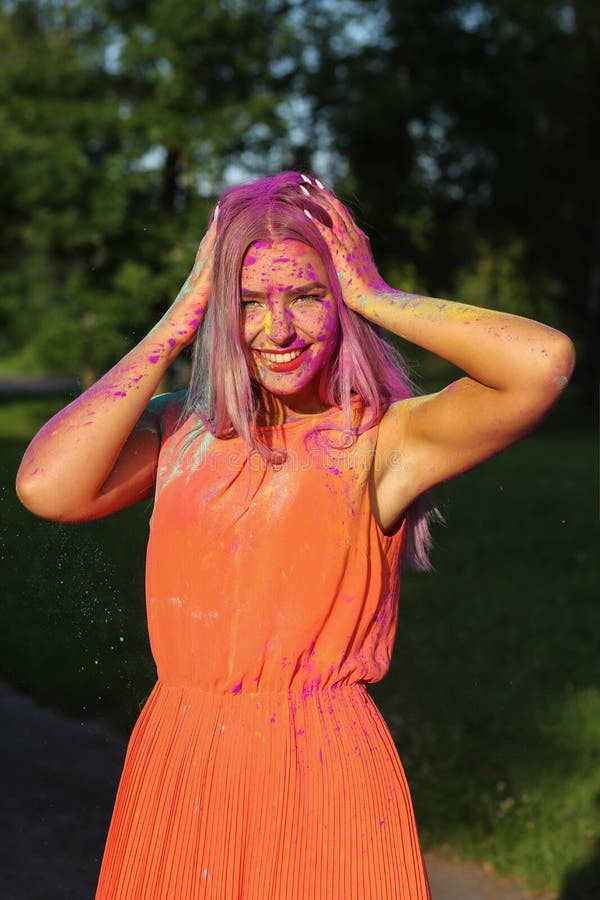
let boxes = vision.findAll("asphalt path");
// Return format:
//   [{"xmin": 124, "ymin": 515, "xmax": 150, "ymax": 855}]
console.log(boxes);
[{"xmin": 1, "ymin": 681, "xmax": 555, "ymax": 900}]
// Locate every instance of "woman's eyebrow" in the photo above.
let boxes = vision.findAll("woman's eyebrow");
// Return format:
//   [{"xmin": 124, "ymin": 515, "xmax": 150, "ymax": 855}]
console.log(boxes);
[
  {"xmin": 288, "ymin": 281, "xmax": 328, "ymax": 295},
  {"xmin": 240, "ymin": 281, "xmax": 327, "ymax": 298}
]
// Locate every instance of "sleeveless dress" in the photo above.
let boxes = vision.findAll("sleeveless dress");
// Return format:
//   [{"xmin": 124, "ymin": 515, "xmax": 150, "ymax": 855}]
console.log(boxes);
[{"xmin": 95, "ymin": 401, "xmax": 431, "ymax": 899}]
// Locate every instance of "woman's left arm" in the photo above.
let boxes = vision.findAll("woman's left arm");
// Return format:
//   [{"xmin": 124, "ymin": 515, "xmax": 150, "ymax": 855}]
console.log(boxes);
[{"xmin": 306, "ymin": 182, "xmax": 576, "ymax": 510}]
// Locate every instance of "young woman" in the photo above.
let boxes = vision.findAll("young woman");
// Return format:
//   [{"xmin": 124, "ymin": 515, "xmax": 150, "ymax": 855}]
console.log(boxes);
[{"xmin": 16, "ymin": 172, "xmax": 575, "ymax": 899}]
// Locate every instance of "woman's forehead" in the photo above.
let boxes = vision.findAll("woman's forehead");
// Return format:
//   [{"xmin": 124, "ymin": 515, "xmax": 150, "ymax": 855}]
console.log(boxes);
[{"xmin": 241, "ymin": 239, "xmax": 329, "ymax": 289}]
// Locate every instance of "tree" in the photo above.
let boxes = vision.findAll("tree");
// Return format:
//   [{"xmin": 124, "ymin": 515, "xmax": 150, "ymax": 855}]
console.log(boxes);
[
  {"xmin": 299, "ymin": 0, "xmax": 597, "ymax": 400},
  {"xmin": 0, "ymin": 0, "xmax": 301, "ymax": 382},
  {"xmin": 1, "ymin": 1, "xmax": 595, "ymax": 400}
]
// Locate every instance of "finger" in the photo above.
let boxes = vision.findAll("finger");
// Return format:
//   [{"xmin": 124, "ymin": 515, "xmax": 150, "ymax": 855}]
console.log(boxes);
[
  {"xmin": 317, "ymin": 193, "xmax": 355, "ymax": 240},
  {"xmin": 303, "ymin": 207, "xmax": 343, "ymax": 244},
  {"xmin": 303, "ymin": 210, "xmax": 349, "ymax": 279},
  {"xmin": 301, "ymin": 178, "xmax": 353, "ymax": 230},
  {"xmin": 192, "ymin": 234, "xmax": 215, "ymax": 278},
  {"xmin": 300, "ymin": 190, "xmax": 349, "ymax": 245},
  {"xmin": 326, "ymin": 195, "xmax": 355, "ymax": 234}
]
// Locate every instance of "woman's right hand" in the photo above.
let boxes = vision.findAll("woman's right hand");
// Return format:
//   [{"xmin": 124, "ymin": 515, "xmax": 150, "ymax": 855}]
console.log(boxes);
[{"xmin": 156, "ymin": 206, "xmax": 218, "ymax": 352}]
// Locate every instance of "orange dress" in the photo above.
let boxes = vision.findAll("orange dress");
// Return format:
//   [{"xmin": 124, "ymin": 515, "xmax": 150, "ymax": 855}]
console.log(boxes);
[{"xmin": 95, "ymin": 402, "xmax": 431, "ymax": 899}]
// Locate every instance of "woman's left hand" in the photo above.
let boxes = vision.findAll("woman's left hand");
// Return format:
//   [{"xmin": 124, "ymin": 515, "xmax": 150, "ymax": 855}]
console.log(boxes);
[{"xmin": 300, "ymin": 178, "xmax": 390, "ymax": 311}]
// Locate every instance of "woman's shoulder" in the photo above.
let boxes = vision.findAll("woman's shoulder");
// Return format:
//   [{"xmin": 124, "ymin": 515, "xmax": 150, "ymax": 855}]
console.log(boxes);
[
  {"xmin": 146, "ymin": 388, "xmax": 185, "ymax": 415},
  {"xmin": 146, "ymin": 389, "xmax": 188, "ymax": 437}
]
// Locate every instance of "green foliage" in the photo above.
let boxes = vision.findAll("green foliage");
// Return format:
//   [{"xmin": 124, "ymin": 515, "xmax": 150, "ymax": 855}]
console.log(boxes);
[
  {"xmin": 453, "ymin": 239, "xmax": 563, "ymax": 324},
  {"xmin": 306, "ymin": 0, "xmax": 599, "ymax": 395},
  {"xmin": 0, "ymin": 0, "xmax": 297, "ymax": 378},
  {"xmin": 1, "ymin": 0, "xmax": 596, "ymax": 389}
]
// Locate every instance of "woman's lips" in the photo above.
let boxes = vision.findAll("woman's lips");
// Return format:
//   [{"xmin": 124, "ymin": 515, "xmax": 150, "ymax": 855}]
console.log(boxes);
[{"xmin": 254, "ymin": 346, "xmax": 310, "ymax": 373}]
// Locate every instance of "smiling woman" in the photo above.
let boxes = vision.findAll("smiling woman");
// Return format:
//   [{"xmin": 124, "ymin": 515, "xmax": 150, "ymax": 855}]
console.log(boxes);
[
  {"xmin": 181, "ymin": 173, "xmax": 419, "ymax": 478},
  {"xmin": 15, "ymin": 171, "xmax": 574, "ymax": 900},
  {"xmin": 240, "ymin": 239, "xmax": 340, "ymax": 413}
]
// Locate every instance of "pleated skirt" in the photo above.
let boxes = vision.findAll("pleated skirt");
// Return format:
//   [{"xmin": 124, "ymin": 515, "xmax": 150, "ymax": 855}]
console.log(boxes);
[{"xmin": 95, "ymin": 681, "xmax": 430, "ymax": 899}]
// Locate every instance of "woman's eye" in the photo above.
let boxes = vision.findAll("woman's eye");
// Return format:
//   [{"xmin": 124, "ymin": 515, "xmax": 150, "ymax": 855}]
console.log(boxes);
[{"xmin": 294, "ymin": 294, "xmax": 321, "ymax": 303}]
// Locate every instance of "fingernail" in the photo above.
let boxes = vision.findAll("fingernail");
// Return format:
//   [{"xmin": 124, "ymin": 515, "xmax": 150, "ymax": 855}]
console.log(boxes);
[
  {"xmin": 300, "ymin": 173, "xmax": 311, "ymax": 184},
  {"xmin": 299, "ymin": 185, "xmax": 310, "ymax": 196},
  {"xmin": 213, "ymin": 203, "xmax": 220, "ymax": 221},
  {"xmin": 315, "ymin": 178, "xmax": 324, "ymax": 189},
  {"xmin": 303, "ymin": 208, "xmax": 313, "ymax": 219}
]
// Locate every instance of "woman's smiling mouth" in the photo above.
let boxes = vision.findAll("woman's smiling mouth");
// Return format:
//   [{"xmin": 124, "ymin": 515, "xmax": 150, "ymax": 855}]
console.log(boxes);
[{"xmin": 254, "ymin": 346, "xmax": 310, "ymax": 371}]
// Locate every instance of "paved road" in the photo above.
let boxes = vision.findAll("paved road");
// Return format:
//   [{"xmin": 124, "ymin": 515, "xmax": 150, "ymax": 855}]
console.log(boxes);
[{"xmin": 1, "ymin": 681, "xmax": 554, "ymax": 899}]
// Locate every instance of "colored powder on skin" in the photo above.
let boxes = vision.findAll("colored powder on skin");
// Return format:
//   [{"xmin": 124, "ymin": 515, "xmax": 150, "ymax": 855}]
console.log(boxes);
[
  {"xmin": 148, "ymin": 354, "xmax": 160, "ymax": 364},
  {"xmin": 168, "ymin": 338, "xmax": 177, "ymax": 347},
  {"xmin": 264, "ymin": 309, "xmax": 273, "ymax": 335},
  {"xmin": 231, "ymin": 681, "xmax": 242, "ymax": 694},
  {"xmin": 113, "ymin": 391, "xmax": 127, "ymax": 397}
]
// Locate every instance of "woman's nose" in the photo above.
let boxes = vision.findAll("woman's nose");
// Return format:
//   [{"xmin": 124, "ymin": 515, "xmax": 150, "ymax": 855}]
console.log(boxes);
[{"xmin": 265, "ymin": 302, "xmax": 295, "ymax": 344}]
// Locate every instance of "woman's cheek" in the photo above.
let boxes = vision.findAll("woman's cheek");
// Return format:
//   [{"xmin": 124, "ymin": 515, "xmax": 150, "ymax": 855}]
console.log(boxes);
[
  {"xmin": 318, "ymin": 310, "xmax": 340, "ymax": 343},
  {"xmin": 242, "ymin": 310, "xmax": 264, "ymax": 342}
]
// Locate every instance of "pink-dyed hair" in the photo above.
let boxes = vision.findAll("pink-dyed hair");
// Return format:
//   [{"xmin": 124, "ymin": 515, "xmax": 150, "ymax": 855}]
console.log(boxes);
[{"xmin": 182, "ymin": 171, "xmax": 442, "ymax": 570}]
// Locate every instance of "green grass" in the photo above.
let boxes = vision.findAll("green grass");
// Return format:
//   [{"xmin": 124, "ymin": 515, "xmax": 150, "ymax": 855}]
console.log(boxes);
[{"xmin": 1, "ymin": 392, "xmax": 597, "ymax": 895}]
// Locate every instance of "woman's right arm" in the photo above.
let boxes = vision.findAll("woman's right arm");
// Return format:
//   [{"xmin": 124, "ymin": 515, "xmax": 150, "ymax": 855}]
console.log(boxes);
[{"xmin": 16, "ymin": 217, "xmax": 216, "ymax": 523}]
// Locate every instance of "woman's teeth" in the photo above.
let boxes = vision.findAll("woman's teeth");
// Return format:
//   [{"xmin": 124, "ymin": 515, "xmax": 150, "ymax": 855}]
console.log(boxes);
[{"xmin": 260, "ymin": 348, "xmax": 305, "ymax": 363}]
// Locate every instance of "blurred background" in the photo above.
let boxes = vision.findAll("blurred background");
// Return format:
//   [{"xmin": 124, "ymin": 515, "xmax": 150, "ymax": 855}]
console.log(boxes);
[{"xmin": 0, "ymin": 0, "xmax": 597, "ymax": 897}]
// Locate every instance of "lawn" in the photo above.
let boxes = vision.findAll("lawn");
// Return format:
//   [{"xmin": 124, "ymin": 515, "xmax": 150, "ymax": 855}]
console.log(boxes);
[{"xmin": 1, "ymin": 391, "xmax": 597, "ymax": 896}]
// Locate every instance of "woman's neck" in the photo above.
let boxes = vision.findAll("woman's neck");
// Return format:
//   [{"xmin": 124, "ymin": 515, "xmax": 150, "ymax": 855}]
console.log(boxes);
[{"xmin": 255, "ymin": 392, "xmax": 331, "ymax": 426}]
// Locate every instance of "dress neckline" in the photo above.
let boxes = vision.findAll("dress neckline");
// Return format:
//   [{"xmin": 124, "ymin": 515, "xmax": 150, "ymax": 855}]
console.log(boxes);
[
  {"xmin": 255, "ymin": 397, "xmax": 366, "ymax": 431},
  {"xmin": 255, "ymin": 406, "xmax": 340, "ymax": 431}
]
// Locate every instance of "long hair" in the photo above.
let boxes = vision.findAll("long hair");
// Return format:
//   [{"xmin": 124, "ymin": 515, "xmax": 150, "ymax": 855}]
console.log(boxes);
[{"xmin": 181, "ymin": 171, "xmax": 443, "ymax": 570}]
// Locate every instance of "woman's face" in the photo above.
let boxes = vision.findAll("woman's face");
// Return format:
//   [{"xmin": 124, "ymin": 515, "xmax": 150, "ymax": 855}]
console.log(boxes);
[{"xmin": 240, "ymin": 238, "xmax": 339, "ymax": 409}]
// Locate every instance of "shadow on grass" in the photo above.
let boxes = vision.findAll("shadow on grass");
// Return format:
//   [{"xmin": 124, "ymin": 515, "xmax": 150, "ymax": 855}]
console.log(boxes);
[
  {"xmin": 558, "ymin": 795, "xmax": 600, "ymax": 900},
  {"xmin": 1, "ymin": 438, "xmax": 156, "ymax": 730}
]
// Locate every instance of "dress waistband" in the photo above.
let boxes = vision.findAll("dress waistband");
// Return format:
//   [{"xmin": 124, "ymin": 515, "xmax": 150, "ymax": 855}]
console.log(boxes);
[{"xmin": 155, "ymin": 678, "xmax": 370, "ymax": 700}]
